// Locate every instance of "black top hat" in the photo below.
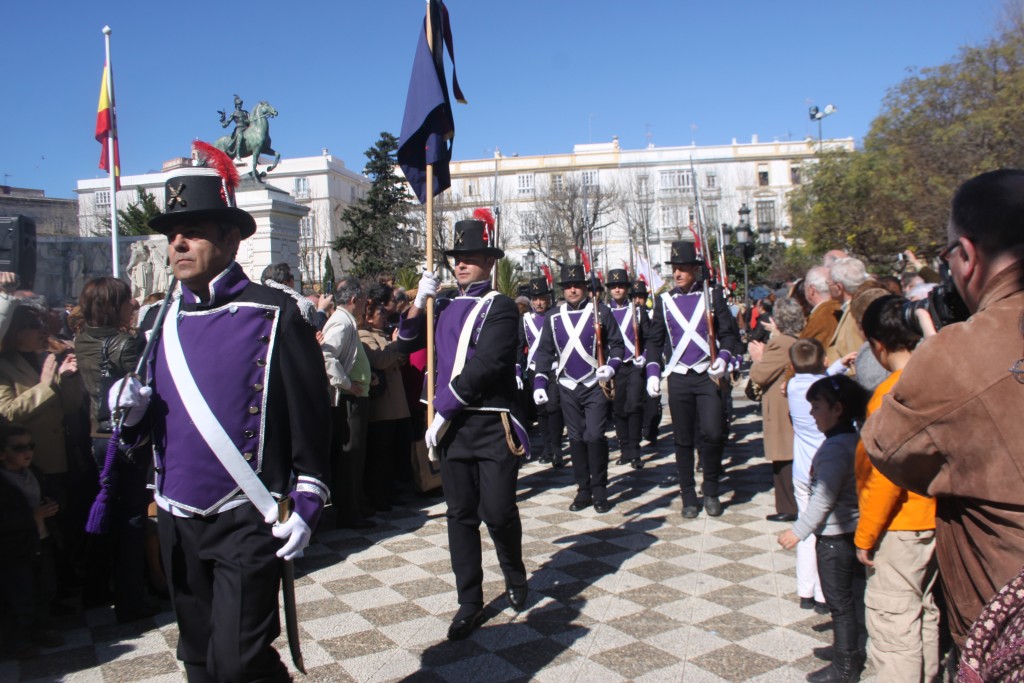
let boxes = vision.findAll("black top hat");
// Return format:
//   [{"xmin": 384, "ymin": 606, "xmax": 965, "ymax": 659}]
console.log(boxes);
[
  {"xmin": 588, "ymin": 275, "xmax": 604, "ymax": 293},
  {"xmin": 149, "ymin": 168, "xmax": 257, "ymax": 239},
  {"xmin": 527, "ymin": 277, "xmax": 551, "ymax": 297},
  {"xmin": 444, "ymin": 219, "xmax": 504, "ymax": 258},
  {"xmin": 558, "ymin": 264, "xmax": 587, "ymax": 286},
  {"xmin": 665, "ymin": 240, "xmax": 703, "ymax": 266},
  {"xmin": 630, "ymin": 279, "xmax": 649, "ymax": 297},
  {"xmin": 606, "ymin": 269, "xmax": 630, "ymax": 287}
]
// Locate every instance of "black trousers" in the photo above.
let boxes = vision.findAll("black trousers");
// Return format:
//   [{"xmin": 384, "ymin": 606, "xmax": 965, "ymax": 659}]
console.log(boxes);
[
  {"xmin": 560, "ymin": 381, "xmax": 611, "ymax": 500},
  {"xmin": 643, "ymin": 393, "xmax": 662, "ymax": 443},
  {"xmin": 88, "ymin": 437, "xmax": 150, "ymax": 618},
  {"xmin": 612, "ymin": 363, "xmax": 644, "ymax": 461},
  {"xmin": 440, "ymin": 415, "xmax": 524, "ymax": 617},
  {"xmin": 0, "ymin": 537, "xmax": 56, "ymax": 642},
  {"xmin": 332, "ymin": 398, "xmax": 369, "ymax": 522},
  {"xmin": 158, "ymin": 506, "xmax": 288, "ymax": 683},
  {"xmin": 667, "ymin": 371, "xmax": 725, "ymax": 505},
  {"xmin": 541, "ymin": 378, "xmax": 565, "ymax": 457},
  {"xmin": 816, "ymin": 532, "xmax": 867, "ymax": 654},
  {"xmin": 772, "ymin": 460, "xmax": 798, "ymax": 516}
]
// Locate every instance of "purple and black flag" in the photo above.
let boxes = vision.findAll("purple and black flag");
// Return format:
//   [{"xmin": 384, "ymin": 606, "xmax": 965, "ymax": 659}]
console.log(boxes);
[{"xmin": 397, "ymin": 0, "xmax": 466, "ymax": 205}]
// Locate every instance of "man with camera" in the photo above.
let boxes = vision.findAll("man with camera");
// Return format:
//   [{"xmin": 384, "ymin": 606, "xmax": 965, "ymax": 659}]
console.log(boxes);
[{"xmin": 862, "ymin": 169, "xmax": 1024, "ymax": 653}]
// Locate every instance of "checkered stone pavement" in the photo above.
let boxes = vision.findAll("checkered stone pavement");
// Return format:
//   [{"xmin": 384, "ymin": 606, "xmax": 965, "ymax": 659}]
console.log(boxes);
[{"xmin": 0, "ymin": 391, "xmax": 879, "ymax": 682}]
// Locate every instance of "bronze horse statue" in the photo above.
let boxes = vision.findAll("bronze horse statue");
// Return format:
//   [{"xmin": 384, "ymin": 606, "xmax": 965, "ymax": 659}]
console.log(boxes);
[{"xmin": 214, "ymin": 101, "xmax": 281, "ymax": 182}]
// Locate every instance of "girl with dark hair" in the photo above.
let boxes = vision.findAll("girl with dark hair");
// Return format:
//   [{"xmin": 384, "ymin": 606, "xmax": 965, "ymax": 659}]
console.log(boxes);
[
  {"xmin": 778, "ymin": 374, "xmax": 870, "ymax": 682},
  {"xmin": 74, "ymin": 277, "xmax": 157, "ymax": 622}
]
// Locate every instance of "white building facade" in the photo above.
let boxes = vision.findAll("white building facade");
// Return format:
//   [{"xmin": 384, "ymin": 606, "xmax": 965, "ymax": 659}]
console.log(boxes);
[
  {"xmin": 438, "ymin": 135, "xmax": 855, "ymax": 279},
  {"xmin": 75, "ymin": 151, "xmax": 371, "ymax": 290}
]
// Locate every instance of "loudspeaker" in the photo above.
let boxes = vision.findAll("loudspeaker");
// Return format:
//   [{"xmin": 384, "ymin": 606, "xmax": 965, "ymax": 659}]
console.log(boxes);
[{"xmin": 0, "ymin": 215, "xmax": 37, "ymax": 290}]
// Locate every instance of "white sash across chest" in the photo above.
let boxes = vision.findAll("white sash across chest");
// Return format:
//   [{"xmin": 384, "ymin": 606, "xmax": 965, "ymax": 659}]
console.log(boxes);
[
  {"xmin": 523, "ymin": 313, "xmax": 544, "ymax": 370},
  {"xmin": 660, "ymin": 292, "xmax": 710, "ymax": 377},
  {"xmin": 615, "ymin": 303, "xmax": 638, "ymax": 360},
  {"xmin": 554, "ymin": 302, "xmax": 598, "ymax": 379}
]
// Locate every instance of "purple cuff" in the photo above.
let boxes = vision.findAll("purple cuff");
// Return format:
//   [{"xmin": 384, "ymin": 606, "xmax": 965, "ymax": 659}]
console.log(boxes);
[
  {"xmin": 534, "ymin": 373, "xmax": 549, "ymax": 391},
  {"xmin": 397, "ymin": 313, "xmax": 423, "ymax": 341},
  {"xmin": 645, "ymin": 362, "xmax": 661, "ymax": 379},
  {"xmin": 717, "ymin": 349, "xmax": 734, "ymax": 366},
  {"xmin": 433, "ymin": 385, "xmax": 463, "ymax": 421},
  {"xmin": 290, "ymin": 490, "xmax": 324, "ymax": 531},
  {"xmin": 515, "ymin": 363, "xmax": 523, "ymax": 379},
  {"xmin": 608, "ymin": 358, "xmax": 622, "ymax": 372}
]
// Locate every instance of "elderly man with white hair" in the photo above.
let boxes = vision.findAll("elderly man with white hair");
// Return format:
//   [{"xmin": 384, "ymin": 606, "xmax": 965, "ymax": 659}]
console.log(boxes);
[
  {"xmin": 827, "ymin": 257, "xmax": 869, "ymax": 363},
  {"xmin": 800, "ymin": 266, "xmax": 841, "ymax": 349}
]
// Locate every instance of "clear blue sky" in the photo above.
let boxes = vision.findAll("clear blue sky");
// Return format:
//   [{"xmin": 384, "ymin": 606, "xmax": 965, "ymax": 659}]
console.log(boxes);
[{"xmin": 4, "ymin": 0, "xmax": 1002, "ymax": 198}]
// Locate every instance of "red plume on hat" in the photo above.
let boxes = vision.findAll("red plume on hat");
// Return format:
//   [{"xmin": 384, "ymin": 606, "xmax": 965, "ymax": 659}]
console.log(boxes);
[
  {"xmin": 575, "ymin": 246, "xmax": 592, "ymax": 275},
  {"xmin": 472, "ymin": 208, "xmax": 495, "ymax": 243},
  {"xmin": 192, "ymin": 140, "xmax": 240, "ymax": 207}
]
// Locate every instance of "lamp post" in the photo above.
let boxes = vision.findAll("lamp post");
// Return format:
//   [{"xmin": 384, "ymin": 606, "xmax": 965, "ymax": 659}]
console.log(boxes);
[
  {"xmin": 722, "ymin": 203, "xmax": 756, "ymax": 308},
  {"xmin": 524, "ymin": 248, "xmax": 536, "ymax": 276},
  {"xmin": 809, "ymin": 104, "xmax": 837, "ymax": 153}
]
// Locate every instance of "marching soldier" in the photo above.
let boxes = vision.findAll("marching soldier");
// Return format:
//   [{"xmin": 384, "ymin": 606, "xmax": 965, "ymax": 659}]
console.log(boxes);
[
  {"xmin": 649, "ymin": 241, "xmax": 740, "ymax": 519},
  {"xmin": 632, "ymin": 279, "xmax": 663, "ymax": 449},
  {"xmin": 111, "ymin": 158, "xmax": 331, "ymax": 681},
  {"xmin": 517, "ymin": 277, "xmax": 565, "ymax": 466},
  {"xmin": 401, "ymin": 219, "xmax": 529, "ymax": 641},
  {"xmin": 532, "ymin": 264, "xmax": 624, "ymax": 513},
  {"xmin": 606, "ymin": 269, "xmax": 660, "ymax": 469}
]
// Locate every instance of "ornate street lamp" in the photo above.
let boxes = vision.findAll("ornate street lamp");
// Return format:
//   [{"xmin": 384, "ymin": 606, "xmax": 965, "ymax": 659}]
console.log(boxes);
[{"xmin": 524, "ymin": 248, "xmax": 536, "ymax": 275}]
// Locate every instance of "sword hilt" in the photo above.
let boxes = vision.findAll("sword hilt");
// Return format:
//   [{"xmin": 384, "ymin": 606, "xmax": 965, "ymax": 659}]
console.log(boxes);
[{"xmin": 277, "ymin": 497, "xmax": 293, "ymax": 524}]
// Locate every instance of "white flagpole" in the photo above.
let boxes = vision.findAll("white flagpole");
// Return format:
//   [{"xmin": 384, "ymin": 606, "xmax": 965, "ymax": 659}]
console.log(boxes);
[{"xmin": 103, "ymin": 26, "xmax": 120, "ymax": 278}]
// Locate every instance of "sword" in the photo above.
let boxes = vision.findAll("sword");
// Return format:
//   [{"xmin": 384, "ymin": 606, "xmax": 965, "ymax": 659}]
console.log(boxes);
[{"xmin": 278, "ymin": 498, "xmax": 306, "ymax": 675}]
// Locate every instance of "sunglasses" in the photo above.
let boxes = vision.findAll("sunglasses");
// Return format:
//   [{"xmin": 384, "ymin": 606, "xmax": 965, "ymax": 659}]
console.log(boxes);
[{"xmin": 7, "ymin": 442, "xmax": 35, "ymax": 453}]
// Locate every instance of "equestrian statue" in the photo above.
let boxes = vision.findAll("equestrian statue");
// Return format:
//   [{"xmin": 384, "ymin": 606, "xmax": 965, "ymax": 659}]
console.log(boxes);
[{"xmin": 215, "ymin": 96, "xmax": 281, "ymax": 182}]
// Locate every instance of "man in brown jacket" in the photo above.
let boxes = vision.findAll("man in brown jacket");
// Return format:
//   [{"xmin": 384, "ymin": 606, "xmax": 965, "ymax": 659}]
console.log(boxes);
[
  {"xmin": 862, "ymin": 169, "xmax": 1024, "ymax": 651},
  {"xmin": 826, "ymin": 257, "xmax": 868, "ymax": 363},
  {"xmin": 800, "ymin": 266, "xmax": 840, "ymax": 348}
]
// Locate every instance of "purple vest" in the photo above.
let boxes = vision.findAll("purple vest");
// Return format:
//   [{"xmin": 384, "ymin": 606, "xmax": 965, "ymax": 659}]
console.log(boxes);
[
  {"xmin": 432, "ymin": 282, "xmax": 496, "ymax": 418},
  {"xmin": 663, "ymin": 289, "xmax": 712, "ymax": 368},
  {"xmin": 551, "ymin": 303, "xmax": 599, "ymax": 382},
  {"xmin": 523, "ymin": 311, "xmax": 544, "ymax": 367},
  {"xmin": 610, "ymin": 302, "xmax": 639, "ymax": 359},
  {"xmin": 151, "ymin": 266, "xmax": 278, "ymax": 514}
]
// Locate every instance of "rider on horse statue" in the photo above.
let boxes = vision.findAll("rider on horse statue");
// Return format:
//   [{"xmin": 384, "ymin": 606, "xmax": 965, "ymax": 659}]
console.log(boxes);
[
  {"xmin": 214, "ymin": 95, "xmax": 280, "ymax": 182},
  {"xmin": 218, "ymin": 95, "xmax": 250, "ymax": 160}
]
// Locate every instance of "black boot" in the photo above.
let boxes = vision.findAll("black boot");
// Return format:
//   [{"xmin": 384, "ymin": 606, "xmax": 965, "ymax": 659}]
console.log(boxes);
[{"xmin": 805, "ymin": 649, "xmax": 859, "ymax": 682}]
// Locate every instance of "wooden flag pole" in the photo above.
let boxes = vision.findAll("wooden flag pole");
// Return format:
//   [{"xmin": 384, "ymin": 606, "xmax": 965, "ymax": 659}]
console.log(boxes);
[
  {"xmin": 103, "ymin": 26, "xmax": 120, "ymax": 278},
  {"xmin": 425, "ymin": 1, "xmax": 436, "ymax": 437}
]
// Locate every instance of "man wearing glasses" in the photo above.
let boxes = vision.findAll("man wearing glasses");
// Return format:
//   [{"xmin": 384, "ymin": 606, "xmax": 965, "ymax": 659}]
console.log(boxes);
[{"xmin": 863, "ymin": 169, "xmax": 1024, "ymax": 659}]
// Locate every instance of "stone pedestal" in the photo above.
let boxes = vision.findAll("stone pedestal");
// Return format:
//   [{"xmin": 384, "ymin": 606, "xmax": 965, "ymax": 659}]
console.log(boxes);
[{"xmin": 235, "ymin": 180, "xmax": 308, "ymax": 284}]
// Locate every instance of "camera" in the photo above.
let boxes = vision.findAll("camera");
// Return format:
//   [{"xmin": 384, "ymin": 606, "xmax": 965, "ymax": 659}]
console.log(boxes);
[{"xmin": 902, "ymin": 264, "xmax": 969, "ymax": 335}]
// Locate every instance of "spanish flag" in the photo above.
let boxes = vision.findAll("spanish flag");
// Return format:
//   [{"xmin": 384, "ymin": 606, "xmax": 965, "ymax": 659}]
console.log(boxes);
[{"xmin": 95, "ymin": 62, "xmax": 120, "ymax": 190}]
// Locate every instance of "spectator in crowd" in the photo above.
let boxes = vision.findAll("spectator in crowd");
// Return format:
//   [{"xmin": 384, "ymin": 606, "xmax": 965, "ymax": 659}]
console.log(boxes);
[
  {"xmin": 0, "ymin": 306, "xmax": 83, "ymax": 528},
  {"xmin": 855, "ymin": 295, "xmax": 938, "ymax": 682},
  {"xmin": 261, "ymin": 262, "xmax": 321, "ymax": 328},
  {"xmin": 779, "ymin": 375, "xmax": 871, "ymax": 683},
  {"xmin": 0, "ymin": 422, "xmax": 63, "ymax": 658},
  {"xmin": 359, "ymin": 289, "xmax": 410, "ymax": 512},
  {"xmin": 801, "ymin": 267, "xmax": 841, "ymax": 349},
  {"xmin": 749, "ymin": 298, "xmax": 806, "ymax": 523},
  {"xmin": 827, "ymin": 258, "xmax": 869, "ymax": 363},
  {"xmin": 863, "ymin": 169, "xmax": 1024, "ymax": 654},
  {"xmin": 823, "ymin": 250, "xmax": 849, "ymax": 268},
  {"xmin": 74, "ymin": 277, "xmax": 158, "ymax": 623},
  {"xmin": 875, "ymin": 276, "xmax": 903, "ymax": 297},
  {"xmin": 321, "ymin": 275, "xmax": 374, "ymax": 529},
  {"xmin": 847, "ymin": 288, "xmax": 890, "ymax": 393}
]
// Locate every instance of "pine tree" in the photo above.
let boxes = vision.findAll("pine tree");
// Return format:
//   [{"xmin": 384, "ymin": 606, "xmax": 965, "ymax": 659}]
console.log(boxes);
[
  {"xmin": 98, "ymin": 187, "xmax": 160, "ymax": 236},
  {"xmin": 333, "ymin": 132, "xmax": 421, "ymax": 277}
]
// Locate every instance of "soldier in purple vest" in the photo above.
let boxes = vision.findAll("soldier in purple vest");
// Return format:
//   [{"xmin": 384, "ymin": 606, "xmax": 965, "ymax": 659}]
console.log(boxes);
[
  {"xmin": 111, "ymin": 164, "xmax": 331, "ymax": 682},
  {"xmin": 648, "ymin": 241, "xmax": 740, "ymax": 519},
  {"xmin": 400, "ymin": 219, "xmax": 529, "ymax": 641},
  {"xmin": 532, "ymin": 264, "xmax": 625, "ymax": 513},
  {"xmin": 606, "ymin": 269, "xmax": 661, "ymax": 470},
  {"xmin": 517, "ymin": 277, "xmax": 565, "ymax": 467}
]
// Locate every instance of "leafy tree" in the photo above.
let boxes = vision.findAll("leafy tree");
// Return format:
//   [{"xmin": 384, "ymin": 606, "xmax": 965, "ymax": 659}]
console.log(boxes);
[
  {"xmin": 494, "ymin": 257, "xmax": 524, "ymax": 298},
  {"xmin": 98, "ymin": 187, "xmax": 160, "ymax": 236},
  {"xmin": 322, "ymin": 254, "xmax": 335, "ymax": 293},
  {"xmin": 333, "ymin": 132, "xmax": 421, "ymax": 278}
]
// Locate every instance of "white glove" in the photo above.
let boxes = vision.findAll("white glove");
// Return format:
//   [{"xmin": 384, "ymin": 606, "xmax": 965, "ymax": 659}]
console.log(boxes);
[
  {"xmin": 268, "ymin": 510, "xmax": 312, "ymax": 561},
  {"xmin": 708, "ymin": 357, "xmax": 727, "ymax": 380},
  {"xmin": 424, "ymin": 413, "xmax": 449, "ymax": 449},
  {"xmin": 646, "ymin": 376, "xmax": 661, "ymax": 398},
  {"xmin": 107, "ymin": 376, "xmax": 152, "ymax": 427},
  {"xmin": 533, "ymin": 388, "xmax": 548, "ymax": 405},
  {"xmin": 596, "ymin": 365, "xmax": 614, "ymax": 381},
  {"xmin": 413, "ymin": 270, "xmax": 439, "ymax": 309},
  {"xmin": 516, "ymin": 375, "xmax": 524, "ymax": 391}
]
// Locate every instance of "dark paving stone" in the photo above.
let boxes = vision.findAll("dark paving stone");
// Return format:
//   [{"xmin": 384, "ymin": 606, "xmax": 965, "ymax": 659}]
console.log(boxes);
[
  {"xmin": 702, "ymin": 585, "xmax": 774, "ymax": 610},
  {"xmin": 691, "ymin": 643, "xmax": 786, "ymax": 682},
  {"xmin": 695, "ymin": 612, "xmax": 776, "ymax": 642},
  {"xmin": 100, "ymin": 651, "xmax": 179, "ymax": 680},
  {"xmin": 702, "ymin": 561, "xmax": 765, "ymax": 583},
  {"xmin": 322, "ymin": 574, "xmax": 385, "ymax": 596},
  {"xmin": 320, "ymin": 629, "xmax": 397, "ymax": 660},
  {"xmin": 392, "ymin": 577, "xmax": 454, "ymax": 601},
  {"xmin": 591, "ymin": 642, "xmax": 680, "ymax": 678}
]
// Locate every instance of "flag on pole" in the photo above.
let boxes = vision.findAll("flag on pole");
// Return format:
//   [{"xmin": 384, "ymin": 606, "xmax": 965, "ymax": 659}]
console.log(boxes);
[
  {"xmin": 397, "ymin": 0, "xmax": 465, "ymax": 204},
  {"xmin": 96, "ymin": 61, "xmax": 120, "ymax": 190},
  {"xmin": 632, "ymin": 246, "xmax": 665, "ymax": 292}
]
